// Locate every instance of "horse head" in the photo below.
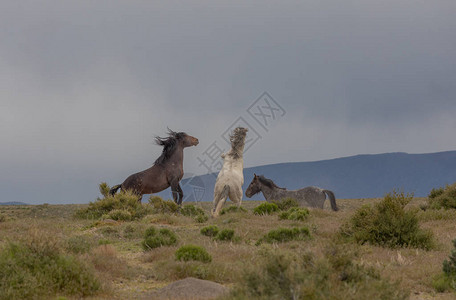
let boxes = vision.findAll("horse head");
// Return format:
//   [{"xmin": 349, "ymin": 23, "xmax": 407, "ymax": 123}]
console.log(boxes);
[
  {"xmin": 166, "ymin": 128, "xmax": 199, "ymax": 148},
  {"xmin": 245, "ymin": 173, "xmax": 261, "ymax": 198}
]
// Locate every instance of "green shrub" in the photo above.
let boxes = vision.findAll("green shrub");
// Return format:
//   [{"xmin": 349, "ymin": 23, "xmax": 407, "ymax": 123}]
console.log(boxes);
[
  {"xmin": 144, "ymin": 226, "xmax": 157, "ymax": 237},
  {"xmin": 180, "ymin": 204, "xmax": 208, "ymax": 222},
  {"xmin": 75, "ymin": 183, "xmax": 150, "ymax": 220},
  {"xmin": 433, "ymin": 239, "xmax": 456, "ymax": 292},
  {"xmin": 98, "ymin": 239, "xmax": 111, "ymax": 245},
  {"xmin": 122, "ymin": 224, "xmax": 144, "ymax": 239},
  {"xmin": 99, "ymin": 182, "xmax": 110, "ymax": 198},
  {"xmin": 180, "ymin": 204, "xmax": 205, "ymax": 217},
  {"xmin": 65, "ymin": 235, "xmax": 93, "ymax": 254},
  {"xmin": 340, "ymin": 191, "xmax": 434, "ymax": 249},
  {"xmin": 214, "ymin": 229, "xmax": 235, "ymax": 241},
  {"xmin": 142, "ymin": 226, "xmax": 178, "ymax": 250},
  {"xmin": 432, "ymin": 273, "xmax": 454, "ymax": 292},
  {"xmin": 97, "ymin": 226, "xmax": 119, "ymax": 238},
  {"xmin": 153, "ymin": 259, "xmax": 234, "ymax": 282},
  {"xmin": 230, "ymin": 245, "xmax": 407, "ymax": 300},
  {"xmin": 200, "ymin": 225, "xmax": 220, "ymax": 237},
  {"xmin": 271, "ymin": 197, "xmax": 300, "ymax": 211},
  {"xmin": 143, "ymin": 213, "xmax": 180, "ymax": 225},
  {"xmin": 429, "ymin": 187, "xmax": 445, "ymax": 199},
  {"xmin": 256, "ymin": 227, "xmax": 310, "ymax": 245},
  {"xmin": 428, "ymin": 183, "xmax": 456, "ymax": 209},
  {"xmin": 220, "ymin": 205, "xmax": 248, "ymax": 215},
  {"xmin": 417, "ymin": 209, "xmax": 456, "ymax": 222},
  {"xmin": 0, "ymin": 240, "xmax": 99, "ymax": 299},
  {"xmin": 443, "ymin": 239, "xmax": 456, "ymax": 277},
  {"xmin": 101, "ymin": 209, "xmax": 132, "ymax": 221},
  {"xmin": 195, "ymin": 214, "xmax": 209, "ymax": 223},
  {"xmin": 175, "ymin": 245, "xmax": 212, "ymax": 263},
  {"xmin": 279, "ymin": 207, "xmax": 310, "ymax": 221},
  {"xmin": 253, "ymin": 203, "xmax": 279, "ymax": 215},
  {"xmin": 149, "ymin": 196, "xmax": 179, "ymax": 214}
]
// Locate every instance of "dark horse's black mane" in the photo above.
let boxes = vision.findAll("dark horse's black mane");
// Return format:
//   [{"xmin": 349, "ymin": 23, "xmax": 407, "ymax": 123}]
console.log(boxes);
[
  {"xmin": 258, "ymin": 175, "xmax": 286, "ymax": 190},
  {"xmin": 154, "ymin": 129, "xmax": 187, "ymax": 165}
]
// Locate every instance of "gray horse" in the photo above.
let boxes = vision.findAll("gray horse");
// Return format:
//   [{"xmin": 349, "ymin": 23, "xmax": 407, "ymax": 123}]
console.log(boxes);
[{"xmin": 245, "ymin": 174, "xmax": 338, "ymax": 211}]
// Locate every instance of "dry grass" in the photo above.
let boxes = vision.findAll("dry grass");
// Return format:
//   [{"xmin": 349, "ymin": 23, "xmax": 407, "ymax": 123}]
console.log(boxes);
[{"xmin": 1, "ymin": 198, "xmax": 456, "ymax": 299}]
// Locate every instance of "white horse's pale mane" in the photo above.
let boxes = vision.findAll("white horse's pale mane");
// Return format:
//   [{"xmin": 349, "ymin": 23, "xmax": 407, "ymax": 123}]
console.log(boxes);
[{"xmin": 211, "ymin": 127, "xmax": 248, "ymax": 217}]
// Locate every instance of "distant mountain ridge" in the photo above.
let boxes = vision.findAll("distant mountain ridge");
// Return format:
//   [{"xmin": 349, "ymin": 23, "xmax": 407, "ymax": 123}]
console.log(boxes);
[
  {"xmin": 0, "ymin": 202, "xmax": 28, "ymax": 205},
  {"xmin": 156, "ymin": 151, "xmax": 456, "ymax": 202}
]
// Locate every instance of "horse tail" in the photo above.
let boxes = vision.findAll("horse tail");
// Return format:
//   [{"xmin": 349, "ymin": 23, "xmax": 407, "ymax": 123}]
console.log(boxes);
[
  {"xmin": 323, "ymin": 189, "xmax": 338, "ymax": 211},
  {"xmin": 109, "ymin": 184, "xmax": 121, "ymax": 196}
]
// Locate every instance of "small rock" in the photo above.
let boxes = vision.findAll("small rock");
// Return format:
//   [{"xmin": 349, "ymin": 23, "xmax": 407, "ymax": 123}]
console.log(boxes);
[{"xmin": 143, "ymin": 277, "xmax": 229, "ymax": 300}]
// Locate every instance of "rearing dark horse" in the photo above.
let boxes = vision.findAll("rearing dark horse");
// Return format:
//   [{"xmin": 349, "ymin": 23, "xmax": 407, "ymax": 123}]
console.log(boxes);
[{"xmin": 109, "ymin": 129, "xmax": 199, "ymax": 204}]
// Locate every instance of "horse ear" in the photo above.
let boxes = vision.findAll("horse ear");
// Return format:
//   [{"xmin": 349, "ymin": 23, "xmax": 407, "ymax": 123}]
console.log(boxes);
[
  {"xmin": 167, "ymin": 127, "xmax": 177, "ymax": 136},
  {"xmin": 254, "ymin": 173, "xmax": 257, "ymax": 177}
]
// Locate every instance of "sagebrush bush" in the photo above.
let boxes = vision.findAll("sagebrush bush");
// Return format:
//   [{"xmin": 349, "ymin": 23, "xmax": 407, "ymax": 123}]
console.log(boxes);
[
  {"xmin": 256, "ymin": 227, "xmax": 310, "ymax": 245},
  {"xmin": 75, "ymin": 183, "xmax": 150, "ymax": 220},
  {"xmin": 432, "ymin": 238, "xmax": 456, "ymax": 292},
  {"xmin": 180, "ymin": 204, "xmax": 205, "ymax": 217},
  {"xmin": 175, "ymin": 245, "xmax": 212, "ymax": 263},
  {"xmin": 428, "ymin": 183, "xmax": 456, "ymax": 209},
  {"xmin": 432, "ymin": 273, "xmax": 454, "ymax": 293},
  {"xmin": 180, "ymin": 204, "xmax": 208, "ymax": 222},
  {"xmin": 429, "ymin": 187, "xmax": 445, "ymax": 199},
  {"xmin": 253, "ymin": 203, "xmax": 279, "ymax": 215},
  {"xmin": 143, "ymin": 213, "xmax": 180, "ymax": 225},
  {"xmin": 65, "ymin": 235, "xmax": 94, "ymax": 254},
  {"xmin": 152, "ymin": 259, "xmax": 233, "ymax": 282},
  {"xmin": 122, "ymin": 224, "xmax": 145, "ymax": 239},
  {"xmin": 220, "ymin": 205, "xmax": 248, "ymax": 215},
  {"xmin": 229, "ymin": 245, "xmax": 407, "ymax": 300},
  {"xmin": 279, "ymin": 207, "xmax": 310, "ymax": 221},
  {"xmin": 0, "ymin": 238, "xmax": 99, "ymax": 299},
  {"xmin": 99, "ymin": 182, "xmax": 110, "ymax": 198},
  {"xmin": 195, "ymin": 214, "xmax": 209, "ymax": 223},
  {"xmin": 142, "ymin": 226, "xmax": 178, "ymax": 250},
  {"xmin": 214, "ymin": 229, "xmax": 235, "ymax": 242},
  {"xmin": 443, "ymin": 239, "xmax": 456, "ymax": 276},
  {"xmin": 149, "ymin": 196, "xmax": 179, "ymax": 214},
  {"xmin": 271, "ymin": 197, "xmax": 300, "ymax": 211},
  {"xmin": 200, "ymin": 225, "xmax": 220, "ymax": 237},
  {"xmin": 97, "ymin": 226, "xmax": 120, "ymax": 238},
  {"xmin": 101, "ymin": 209, "xmax": 132, "ymax": 221},
  {"xmin": 340, "ymin": 191, "xmax": 434, "ymax": 249}
]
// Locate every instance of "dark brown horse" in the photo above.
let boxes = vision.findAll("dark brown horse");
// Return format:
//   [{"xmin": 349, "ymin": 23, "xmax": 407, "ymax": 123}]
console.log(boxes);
[{"xmin": 109, "ymin": 129, "xmax": 199, "ymax": 204}]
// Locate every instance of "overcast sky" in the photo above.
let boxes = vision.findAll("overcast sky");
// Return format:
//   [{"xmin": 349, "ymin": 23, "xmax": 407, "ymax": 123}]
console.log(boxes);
[{"xmin": 1, "ymin": 1, "xmax": 455, "ymax": 204}]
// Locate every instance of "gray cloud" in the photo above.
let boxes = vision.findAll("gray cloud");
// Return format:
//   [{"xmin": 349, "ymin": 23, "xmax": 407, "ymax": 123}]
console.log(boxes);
[{"xmin": 1, "ymin": 0, "xmax": 455, "ymax": 204}]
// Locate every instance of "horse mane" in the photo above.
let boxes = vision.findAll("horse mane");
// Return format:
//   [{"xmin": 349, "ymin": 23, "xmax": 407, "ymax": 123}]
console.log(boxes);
[
  {"xmin": 154, "ymin": 129, "xmax": 187, "ymax": 165},
  {"xmin": 257, "ymin": 175, "xmax": 286, "ymax": 190},
  {"xmin": 227, "ymin": 127, "xmax": 248, "ymax": 159}
]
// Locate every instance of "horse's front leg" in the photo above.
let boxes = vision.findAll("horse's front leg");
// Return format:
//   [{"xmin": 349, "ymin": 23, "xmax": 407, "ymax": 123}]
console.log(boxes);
[
  {"xmin": 176, "ymin": 184, "xmax": 184, "ymax": 205},
  {"xmin": 170, "ymin": 180, "xmax": 183, "ymax": 205}
]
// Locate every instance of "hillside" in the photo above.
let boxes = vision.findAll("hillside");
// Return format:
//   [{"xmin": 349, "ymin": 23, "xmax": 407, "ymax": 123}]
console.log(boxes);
[
  {"xmin": 156, "ymin": 151, "xmax": 456, "ymax": 202},
  {"xmin": 0, "ymin": 201, "xmax": 28, "ymax": 205},
  {"xmin": 1, "ymin": 197, "xmax": 456, "ymax": 299}
]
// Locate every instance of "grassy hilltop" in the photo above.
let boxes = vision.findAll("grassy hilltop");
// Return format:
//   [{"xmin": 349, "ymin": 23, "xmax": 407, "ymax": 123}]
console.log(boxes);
[{"xmin": 1, "ymin": 186, "xmax": 456, "ymax": 299}]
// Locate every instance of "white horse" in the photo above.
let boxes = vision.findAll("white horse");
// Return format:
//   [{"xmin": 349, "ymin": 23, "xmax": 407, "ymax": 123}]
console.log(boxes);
[{"xmin": 212, "ymin": 127, "xmax": 248, "ymax": 217}]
